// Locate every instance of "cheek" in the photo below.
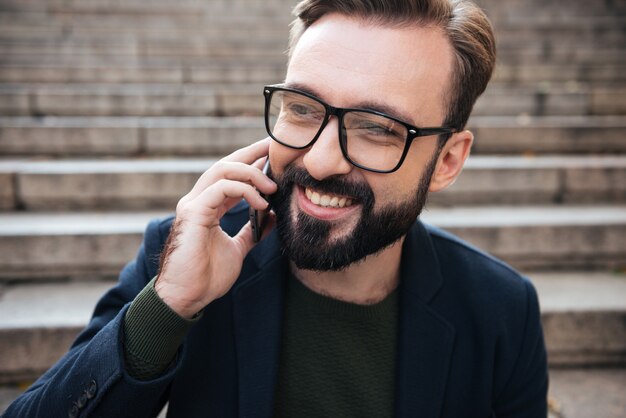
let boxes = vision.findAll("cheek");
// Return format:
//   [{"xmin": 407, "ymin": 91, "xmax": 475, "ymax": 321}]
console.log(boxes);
[
  {"xmin": 368, "ymin": 157, "xmax": 433, "ymax": 209},
  {"xmin": 269, "ymin": 141, "xmax": 302, "ymax": 176},
  {"xmin": 364, "ymin": 174, "xmax": 403, "ymax": 210},
  {"xmin": 371, "ymin": 181, "xmax": 406, "ymax": 210}
]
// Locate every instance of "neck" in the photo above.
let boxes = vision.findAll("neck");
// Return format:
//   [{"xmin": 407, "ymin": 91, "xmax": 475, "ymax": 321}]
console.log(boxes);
[{"xmin": 291, "ymin": 237, "xmax": 404, "ymax": 305}]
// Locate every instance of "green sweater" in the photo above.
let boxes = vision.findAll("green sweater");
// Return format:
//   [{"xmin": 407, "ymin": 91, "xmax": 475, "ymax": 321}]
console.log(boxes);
[
  {"xmin": 124, "ymin": 276, "xmax": 398, "ymax": 416},
  {"xmin": 274, "ymin": 275, "xmax": 398, "ymax": 417}
]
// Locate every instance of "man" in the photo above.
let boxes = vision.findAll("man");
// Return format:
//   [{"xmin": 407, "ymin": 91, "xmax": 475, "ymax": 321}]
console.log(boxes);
[{"xmin": 5, "ymin": 0, "xmax": 548, "ymax": 417}]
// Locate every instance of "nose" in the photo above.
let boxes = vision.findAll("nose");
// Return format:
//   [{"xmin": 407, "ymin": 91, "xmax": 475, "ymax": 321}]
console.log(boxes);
[{"xmin": 302, "ymin": 117, "xmax": 353, "ymax": 180}]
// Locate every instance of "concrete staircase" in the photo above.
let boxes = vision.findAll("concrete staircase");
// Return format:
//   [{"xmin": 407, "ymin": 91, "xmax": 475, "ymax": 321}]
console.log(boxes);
[{"xmin": 0, "ymin": 0, "xmax": 625, "ymax": 415}]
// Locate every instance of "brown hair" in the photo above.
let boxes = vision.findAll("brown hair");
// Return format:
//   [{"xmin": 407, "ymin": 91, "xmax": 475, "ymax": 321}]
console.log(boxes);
[{"xmin": 288, "ymin": 0, "xmax": 496, "ymax": 140}]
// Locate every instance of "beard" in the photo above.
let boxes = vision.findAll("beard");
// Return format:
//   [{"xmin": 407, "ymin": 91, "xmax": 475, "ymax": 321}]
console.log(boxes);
[{"xmin": 267, "ymin": 155, "xmax": 438, "ymax": 271}]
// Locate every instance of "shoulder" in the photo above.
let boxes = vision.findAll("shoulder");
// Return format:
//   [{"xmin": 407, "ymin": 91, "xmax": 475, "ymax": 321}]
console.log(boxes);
[
  {"xmin": 423, "ymin": 223, "xmax": 537, "ymax": 321},
  {"xmin": 426, "ymin": 223, "xmax": 528, "ymax": 285}
]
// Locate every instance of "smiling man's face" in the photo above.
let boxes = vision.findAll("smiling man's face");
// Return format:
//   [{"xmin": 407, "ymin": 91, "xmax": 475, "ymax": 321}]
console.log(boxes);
[{"xmin": 268, "ymin": 13, "xmax": 455, "ymax": 271}]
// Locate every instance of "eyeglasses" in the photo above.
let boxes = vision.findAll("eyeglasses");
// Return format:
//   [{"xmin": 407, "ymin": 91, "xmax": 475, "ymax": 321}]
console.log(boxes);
[{"xmin": 263, "ymin": 84, "xmax": 457, "ymax": 173}]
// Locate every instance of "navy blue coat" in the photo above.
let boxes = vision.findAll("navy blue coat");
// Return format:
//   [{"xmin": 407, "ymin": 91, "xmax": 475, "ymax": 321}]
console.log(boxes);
[{"xmin": 5, "ymin": 202, "xmax": 548, "ymax": 417}]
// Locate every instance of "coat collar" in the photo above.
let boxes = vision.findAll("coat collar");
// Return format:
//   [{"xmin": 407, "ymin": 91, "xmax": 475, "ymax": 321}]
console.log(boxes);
[{"xmin": 231, "ymin": 221, "xmax": 455, "ymax": 418}]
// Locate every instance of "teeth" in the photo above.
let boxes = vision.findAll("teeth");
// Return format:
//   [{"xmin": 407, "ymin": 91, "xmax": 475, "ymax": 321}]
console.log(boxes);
[{"xmin": 304, "ymin": 187, "xmax": 353, "ymax": 208}]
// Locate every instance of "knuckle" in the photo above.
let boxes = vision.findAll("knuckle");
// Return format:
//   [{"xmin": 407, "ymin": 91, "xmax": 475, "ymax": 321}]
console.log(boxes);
[
  {"xmin": 213, "ymin": 178, "xmax": 229, "ymax": 189},
  {"xmin": 211, "ymin": 160, "xmax": 226, "ymax": 172},
  {"xmin": 175, "ymin": 199, "xmax": 187, "ymax": 213},
  {"xmin": 176, "ymin": 200, "xmax": 194, "ymax": 218}
]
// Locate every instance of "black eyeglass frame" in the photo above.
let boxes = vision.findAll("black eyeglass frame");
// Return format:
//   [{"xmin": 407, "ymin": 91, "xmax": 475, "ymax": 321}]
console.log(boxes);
[{"xmin": 263, "ymin": 84, "xmax": 458, "ymax": 173}]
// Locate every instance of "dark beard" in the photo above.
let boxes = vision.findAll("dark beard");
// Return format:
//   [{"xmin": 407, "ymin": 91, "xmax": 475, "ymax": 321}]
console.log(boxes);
[{"xmin": 268, "ymin": 156, "xmax": 437, "ymax": 271}]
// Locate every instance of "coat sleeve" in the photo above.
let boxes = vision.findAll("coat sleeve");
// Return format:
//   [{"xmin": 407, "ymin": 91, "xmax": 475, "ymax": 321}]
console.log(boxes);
[
  {"xmin": 3, "ymin": 217, "xmax": 181, "ymax": 418},
  {"xmin": 493, "ymin": 279, "xmax": 549, "ymax": 418}
]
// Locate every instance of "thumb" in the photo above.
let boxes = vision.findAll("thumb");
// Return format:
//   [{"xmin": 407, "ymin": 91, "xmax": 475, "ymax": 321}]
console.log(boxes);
[{"xmin": 232, "ymin": 221, "xmax": 258, "ymax": 257}]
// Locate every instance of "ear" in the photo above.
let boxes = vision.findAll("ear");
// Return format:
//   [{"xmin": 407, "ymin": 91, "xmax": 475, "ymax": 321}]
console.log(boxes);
[{"xmin": 428, "ymin": 130, "xmax": 473, "ymax": 193}]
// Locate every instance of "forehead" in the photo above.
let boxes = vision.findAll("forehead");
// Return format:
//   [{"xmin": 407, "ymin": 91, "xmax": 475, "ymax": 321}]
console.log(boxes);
[{"xmin": 286, "ymin": 14, "xmax": 454, "ymax": 126}]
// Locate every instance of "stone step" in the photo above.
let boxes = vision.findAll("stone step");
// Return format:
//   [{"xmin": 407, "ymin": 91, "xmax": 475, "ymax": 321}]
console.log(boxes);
[
  {"xmin": 0, "ymin": 17, "xmax": 292, "ymax": 39},
  {"xmin": 2, "ymin": 83, "xmax": 625, "ymax": 117},
  {"xmin": 0, "ymin": 156, "xmax": 623, "ymax": 211},
  {"xmin": 492, "ymin": 63, "xmax": 626, "ymax": 84},
  {"xmin": 0, "ymin": 16, "xmax": 622, "ymax": 43},
  {"xmin": 436, "ymin": 155, "xmax": 626, "ymax": 206},
  {"xmin": 476, "ymin": 0, "xmax": 626, "ymax": 18},
  {"xmin": 0, "ymin": 116, "xmax": 266, "ymax": 157},
  {"xmin": 0, "ymin": 3, "xmax": 621, "ymax": 43},
  {"xmin": 497, "ymin": 46, "xmax": 626, "ymax": 65},
  {"xmin": 0, "ymin": 206, "xmax": 624, "ymax": 280},
  {"xmin": 0, "ymin": 53, "xmax": 290, "ymax": 67},
  {"xmin": 0, "ymin": 1, "xmax": 622, "ymax": 25},
  {"xmin": 0, "ymin": 279, "xmax": 115, "ymax": 384},
  {"xmin": 0, "ymin": 84, "xmax": 271, "ymax": 117},
  {"xmin": 474, "ymin": 84, "xmax": 626, "ymax": 117},
  {"xmin": 0, "ymin": 0, "xmax": 619, "ymax": 21},
  {"xmin": 0, "ymin": 0, "xmax": 297, "ymax": 15},
  {"xmin": 0, "ymin": 19, "xmax": 623, "ymax": 61},
  {"xmin": 421, "ymin": 206, "xmax": 626, "ymax": 271},
  {"xmin": 1, "ymin": 44, "xmax": 624, "ymax": 73},
  {"xmin": 0, "ymin": 37, "xmax": 623, "ymax": 66},
  {"xmin": 0, "ymin": 211, "xmax": 164, "ymax": 281},
  {"xmin": 470, "ymin": 115, "xmax": 626, "ymax": 154},
  {"xmin": 0, "ymin": 271, "xmax": 623, "ymax": 384},
  {"xmin": 0, "ymin": 14, "xmax": 293, "ymax": 36},
  {"xmin": 495, "ymin": 27, "xmax": 626, "ymax": 48},
  {"xmin": 546, "ymin": 368, "xmax": 626, "ymax": 418},
  {"xmin": 0, "ymin": 37, "xmax": 290, "ymax": 59},
  {"xmin": 1, "ymin": 115, "xmax": 625, "ymax": 157},
  {"xmin": 533, "ymin": 272, "xmax": 626, "ymax": 367},
  {"xmin": 0, "ymin": 158, "xmax": 219, "ymax": 211},
  {"xmin": 1, "ymin": 60, "xmax": 624, "ymax": 85},
  {"xmin": 0, "ymin": 15, "xmax": 623, "ymax": 38},
  {"xmin": 0, "ymin": 61, "xmax": 290, "ymax": 84}
]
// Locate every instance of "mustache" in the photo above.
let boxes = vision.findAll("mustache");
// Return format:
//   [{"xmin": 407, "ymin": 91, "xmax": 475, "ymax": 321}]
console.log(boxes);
[{"xmin": 269, "ymin": 164, "xmax": 375, "ymax": 206}]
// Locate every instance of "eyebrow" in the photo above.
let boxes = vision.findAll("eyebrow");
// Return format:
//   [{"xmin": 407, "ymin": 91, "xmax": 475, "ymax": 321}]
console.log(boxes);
[{"xmin": 283, "ymin": 81, "xmax": 418, "ymax": 126}]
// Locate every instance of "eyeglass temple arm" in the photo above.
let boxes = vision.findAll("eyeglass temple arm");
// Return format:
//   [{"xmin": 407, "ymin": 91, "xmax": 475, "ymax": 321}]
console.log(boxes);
[{"xmin": 414, "ymin": 127, "xmax": 458, "ymax": 137}]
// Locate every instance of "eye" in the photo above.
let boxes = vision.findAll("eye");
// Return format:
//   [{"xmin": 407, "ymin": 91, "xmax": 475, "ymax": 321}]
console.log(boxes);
[
  {"xmin": 351, "ymin": 120, "xmax": 404, "ymax": 139},
  {"xmin": 283, "ymin": 101, "xmax": 325, "ymax": 123},
  {"xmin": 288, "ymin": 103, "xmax": 316, "ymax": 116}
]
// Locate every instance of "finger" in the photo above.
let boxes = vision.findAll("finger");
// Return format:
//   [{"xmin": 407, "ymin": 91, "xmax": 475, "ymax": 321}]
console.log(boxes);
[
  {"xmin": 187, "ymin": 179, "xmax": 269, "ymax": 221},
  {"xmin": 182, "ymin": 138, "xmax": 270, "ymax": 202},
  {"xmin": 251, "ymin": 156, "xmax": 267, "ymax": 170},
  {"xmin": 187, "ymin": 161, "xmax": 276, "ymax": 201},
  {"xmin": 231, "ymin": 212, "xmax": 276, "ymax": 259},
  {"xmin": 221, "ymin": 137, "xmax": 271, "ymax": 165},
  {"xmin": 231, "ymin": 221, "xmax": 257, "ymax": 258}
]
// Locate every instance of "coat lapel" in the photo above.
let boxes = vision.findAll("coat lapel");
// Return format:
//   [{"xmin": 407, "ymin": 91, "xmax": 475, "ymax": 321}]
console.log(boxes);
[
  {"xmin": 232, "ymin": 232, "xmax": 288, "ymax": 418},
  {"xmin": 394, "ymin": 222, "xmax": 456, "ymax": 418}
]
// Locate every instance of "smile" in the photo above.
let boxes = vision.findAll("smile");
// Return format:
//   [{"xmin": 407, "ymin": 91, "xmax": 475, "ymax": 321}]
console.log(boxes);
[
  {"xmin": 295, "ymin": 185, "xmax": 360, "ymax": 222},
  {"xmin": 304, "ymin": 187, "xmax": 354, "ymax": 208}
]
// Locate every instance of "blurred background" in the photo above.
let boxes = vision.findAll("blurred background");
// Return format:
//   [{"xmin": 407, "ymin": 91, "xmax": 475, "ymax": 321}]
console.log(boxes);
[{"xmin": 0, "ymin": 0, "xmax": 624, "ymax": 416}]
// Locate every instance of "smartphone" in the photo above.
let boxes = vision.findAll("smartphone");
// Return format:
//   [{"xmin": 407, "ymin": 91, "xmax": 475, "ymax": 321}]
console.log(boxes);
[{"xmin": 249, "ymin": 158, "xmax": 271, "ymax": 242}]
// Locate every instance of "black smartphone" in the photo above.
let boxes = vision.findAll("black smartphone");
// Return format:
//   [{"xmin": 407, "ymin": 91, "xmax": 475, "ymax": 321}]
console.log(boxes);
[{"xmin": 249, "ymin": 158, "xmax": 271, "ymax": 242}]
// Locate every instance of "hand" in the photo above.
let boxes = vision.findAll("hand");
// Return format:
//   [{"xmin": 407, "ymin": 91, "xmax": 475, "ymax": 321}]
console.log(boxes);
[{"xmin": 154, "ymin": 139, "xmax": 277, "ymax": 318}]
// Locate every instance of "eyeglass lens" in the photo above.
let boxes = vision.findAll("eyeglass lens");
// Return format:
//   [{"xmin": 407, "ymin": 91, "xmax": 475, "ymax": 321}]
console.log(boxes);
[{"xmin": 267, "ymin": 90, "xmax": 408, "ymax": 172}]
